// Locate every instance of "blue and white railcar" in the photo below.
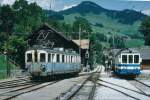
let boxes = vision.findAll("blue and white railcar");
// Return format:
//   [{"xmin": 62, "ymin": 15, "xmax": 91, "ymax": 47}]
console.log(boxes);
[
  {"xmin": 113, "ymin": 49, "xmax": 142, "ymax": 75},
  {"xmin": 25, "ymin": 48, "xmax": 81, "ymax": 77}
]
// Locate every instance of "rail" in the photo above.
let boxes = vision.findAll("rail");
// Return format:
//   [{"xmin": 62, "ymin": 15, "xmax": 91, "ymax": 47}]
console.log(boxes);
[{"xmin": 59, "ymin": 65, "xmax": 102, "ymax": 100}]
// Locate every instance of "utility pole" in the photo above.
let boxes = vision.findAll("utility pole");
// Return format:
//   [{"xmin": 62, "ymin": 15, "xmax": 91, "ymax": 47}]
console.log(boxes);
[
  {"xmin": 79, "ymin": 24, "xmax": 82, "ymax": 69},
  {"xmin": 112, "ymin": 34, "xmax": 115, "ymax": 49},
  {"xmin": 79, "ymin": 24, "xmax": 81, "ymax": 57},
  {"xmin": 49, "ymin": 0, "xmax": 51, "ymax": 10},
  {"xmin": 6, "ymin": 22, "xmax": 10, "ymax": 77}
]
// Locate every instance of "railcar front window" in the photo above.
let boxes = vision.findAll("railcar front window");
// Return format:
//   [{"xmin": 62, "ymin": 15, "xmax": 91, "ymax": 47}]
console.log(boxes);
[
  {"xmin": 134, "ymin": 55, "xmax": 139, "ymax": 63},
  {"xmin": 129, "ymin": 55, "xmax": 133, "ymax": 63},
  {"xmin": 27, "ymin": 53, "xmax": 32, "ymax": 62},
  {"xmin": 40, "ymin": 53, "xmax": 46, "ymax": 62},
  {"xmin": 122, "ymin": 55, "xmax": 127, "ymax": 63}
]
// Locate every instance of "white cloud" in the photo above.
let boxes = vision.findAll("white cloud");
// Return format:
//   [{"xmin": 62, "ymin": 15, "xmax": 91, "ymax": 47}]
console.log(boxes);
[
  {"xmin": 142, "ymin": 9, "xmax": 150, "ymax": 15},
  {"xmin": 0, "ymin": 0, "xmax": 55, "ymax": 10},
  {"xmin": 1, "ymin": 0, "xmax": 15, "ymax": 5},
  {"xmin": 63, "ymin": 4, "xmax": 77, "ymax": 10}
]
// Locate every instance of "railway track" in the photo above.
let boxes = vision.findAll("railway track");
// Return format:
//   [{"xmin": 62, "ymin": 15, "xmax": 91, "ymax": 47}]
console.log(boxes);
[
  {"xmin": 97, "ymin": 79, "xmax": 150, "ymax": 100},
  {"xmin": 0, "ymin": 76, "xmax": 62, "ymax": 100},
  {"xmin": 0, "ymin": 80, "xmax": 59, "ymax": 100},
  {"xmin": 129, "ymin": 79, "xmax": 150, "ymax": 96},
  {"xmin": 58, "ymin": 66, "xmax": 102, "ymax": 100},
  {"xmin": 0, "ymin": 77, "xmax": 33, "ymax": 89}
]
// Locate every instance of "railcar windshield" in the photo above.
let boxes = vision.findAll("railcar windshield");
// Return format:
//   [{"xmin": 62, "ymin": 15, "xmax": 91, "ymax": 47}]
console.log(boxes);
[
  {"xmin": 129, "ymin": 55, "xmax": 133, "ymax": 63},
  {"xmin": 122, "ymin": 55, "xmax": 127, "ymax": 63},
  {"xmin": 134, "ymin": 55, "xmax": 139, "ymax": 63},
  {"xmin": 27, "ymin": 53, "xmax": 32, "ymax": 62},
  {"xmin": 40, "ymin": 53, "xmax": 46, "ymax": 62}
]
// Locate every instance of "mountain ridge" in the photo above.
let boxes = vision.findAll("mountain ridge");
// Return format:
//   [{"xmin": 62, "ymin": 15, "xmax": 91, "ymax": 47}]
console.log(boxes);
[
  {"xmin": 45, "ymin": 1, "xmax": 147, "ymax": 36},
  {"xmin": 59, "ymin": 1, "xmax": 146, "ymax": 25}
]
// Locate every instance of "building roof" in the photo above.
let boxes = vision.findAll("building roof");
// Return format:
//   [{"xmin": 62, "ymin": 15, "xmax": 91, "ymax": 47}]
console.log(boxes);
[
  {"xmin": 111, "ymin": 48, "xmax": 140, "ymax": 57},
  {"xmin": 28, "ymin": 24, "xmax": 79, "ymax": 52},
  {"xmin": 72, "ymin": 39, "xmax": 90, "ymax": 49}
]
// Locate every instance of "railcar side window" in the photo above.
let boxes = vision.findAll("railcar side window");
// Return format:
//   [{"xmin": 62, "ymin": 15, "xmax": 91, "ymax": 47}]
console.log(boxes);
[
  {"xmin": 69, "ymin": 55, "xmax": 71, "ymax": 63},
  {"xmin": 129, "ymin": 55, "xmax": 133, "ymax": 63},
  {"xmin": 52, "ymin": 54, "xmax": 55, "ymax": 62},
  {"xmin": 27, "ymin": 53, "xmax": 32, "ymax": 62},
  {"xmin": 134, "ymin": 55, "xmax": 139, "ymax": 63},
  {"xmin": 40, "ymin": 53, "xmax": 46, "ymax": 62},
  {"xmin": 76, "ymin": 56, "xmax": 77, "ymax": 63},
  {"xmin": 122, "ymin": 55, "xmax": 127, "ymax": 63},
  {"xmin": 62, "ymin": 55, "xmax": 65, "ymax": 63},
  {"xmin": 48, "ymin": 54, "xmax": 51, "ymax": 62},
  {"xmin": 71, "ymin": 56, "xmax": 73, "ymax": 63},
  {"xmin": 57, "ymin": 54, "xmax": 60, "ymax": 63}
]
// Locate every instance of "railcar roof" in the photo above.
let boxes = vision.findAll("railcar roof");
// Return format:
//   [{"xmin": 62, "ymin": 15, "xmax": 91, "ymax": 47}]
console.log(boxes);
[{"xmin": 111, "ymin": 48, "xmax": 140, "ymax": 57}]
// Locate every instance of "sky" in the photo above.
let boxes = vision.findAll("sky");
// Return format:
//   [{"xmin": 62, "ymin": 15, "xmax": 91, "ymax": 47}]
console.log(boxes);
[{"xmin": 0, "ymin": 0, "xmax": 150, "ymax": 15}]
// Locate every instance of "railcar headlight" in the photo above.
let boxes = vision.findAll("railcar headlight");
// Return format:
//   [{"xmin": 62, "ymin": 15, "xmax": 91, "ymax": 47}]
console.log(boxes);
[{"xmin": 119, "ymin": 58, "xmax": 121, "ymax": 63}]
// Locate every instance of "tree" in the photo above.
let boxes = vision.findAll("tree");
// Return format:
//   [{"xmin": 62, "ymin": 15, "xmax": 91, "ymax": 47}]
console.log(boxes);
[
  {"xmin": 2, "ymin": 36, "xmax": 28, "ymax": 68},
  {"xmin": 72, "ymin": 17, "xmax": 92, "ymax": 39},
  {"xmin": 0, "ymin": 5, "xmax": 15, "ymax": 34},
  {"xmin": 140, "ymin": 17, "xmax": 150, "ymax": 45},
  {"xmin": 12, "ymin": 0, "xmax": 45, "ymax": 34}
]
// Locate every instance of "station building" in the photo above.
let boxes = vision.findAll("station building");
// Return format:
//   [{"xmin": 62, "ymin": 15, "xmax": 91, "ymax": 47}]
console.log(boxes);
[
  {"xmin": 28, "ymin": 24, "xmax": 79, "ymax": 52},
  {"xmin": 138, "ymin": 47, "xmax": 150, "ymax": 70},
  {"xmin": 73, "ymin": 39, "xmax": 90, "ymax": 67},
  {"xmin": 28, "ymin": 24, "xmax": 89, "ymax": 67}
]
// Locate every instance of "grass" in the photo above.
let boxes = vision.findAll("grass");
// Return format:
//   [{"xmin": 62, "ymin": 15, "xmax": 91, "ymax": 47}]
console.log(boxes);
[{"xmin": 0, "ymin": 54, "xmax": 19, "ymax": 79}]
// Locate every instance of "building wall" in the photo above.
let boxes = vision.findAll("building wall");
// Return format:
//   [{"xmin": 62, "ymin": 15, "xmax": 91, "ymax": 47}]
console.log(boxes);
[{"xmin": 141, "ymin": 60, "xmax": 150, "ymax": 70}]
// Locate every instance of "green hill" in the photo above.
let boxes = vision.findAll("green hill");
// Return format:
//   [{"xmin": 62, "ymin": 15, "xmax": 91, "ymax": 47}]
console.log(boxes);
[
  {"xmin": 44, "ymin": 1, "xmax": 147, "ymax": 36},
  {"xmin": 58, "ymin": 1, "xmax": 146, "ymax": 35}
]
